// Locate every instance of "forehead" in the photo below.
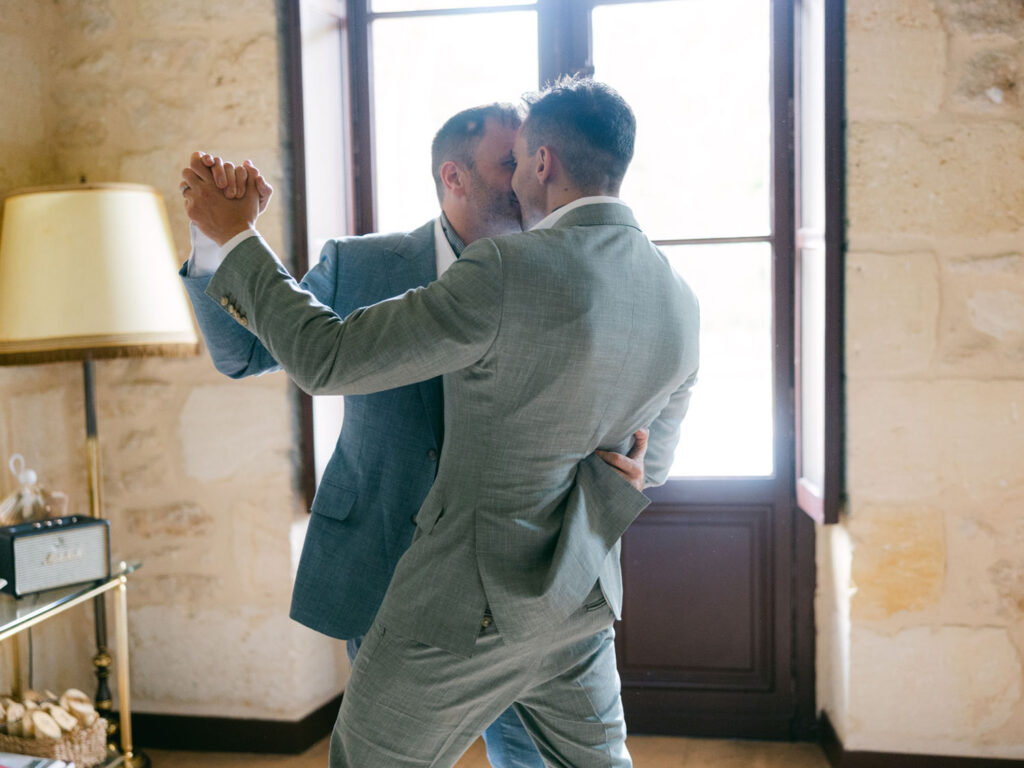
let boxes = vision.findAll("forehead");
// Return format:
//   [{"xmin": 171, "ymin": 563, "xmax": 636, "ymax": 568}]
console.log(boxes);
[
  {"xmin": 475, "ymin": 117, "xmax": 518, "ymax": 157},
  {"xmin": 511, "ymin": 126, "xmax": 528, "ymax": 153}
]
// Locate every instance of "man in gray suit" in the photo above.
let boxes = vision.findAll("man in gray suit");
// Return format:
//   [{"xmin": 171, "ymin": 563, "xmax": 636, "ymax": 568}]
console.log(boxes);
[
  {"xmin": 183, "ymin": 103, "xmax": 645, "ymax": 768},
  {"xmin": 182, "ymin": 77, "xmax": 699, "ymax": 767}
]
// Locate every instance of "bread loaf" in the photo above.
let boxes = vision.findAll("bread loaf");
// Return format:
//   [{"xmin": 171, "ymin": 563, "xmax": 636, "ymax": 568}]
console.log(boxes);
[
  {"xmin": 31, "ymin": 709, "xmax": 62, "ymax": 740},
  {"xmin": 41, "ymin": 703, "xmax": 78, "ymax": 733},
  {"xmin": 66, "ymin": 698, "xmax": 98, "ymax": 727}
]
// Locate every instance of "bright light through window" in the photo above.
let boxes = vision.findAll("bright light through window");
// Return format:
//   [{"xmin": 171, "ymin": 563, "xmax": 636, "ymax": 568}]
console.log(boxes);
[{"xmin": 371, "ymin": 11, "xmax": 537, "ymax": 233}]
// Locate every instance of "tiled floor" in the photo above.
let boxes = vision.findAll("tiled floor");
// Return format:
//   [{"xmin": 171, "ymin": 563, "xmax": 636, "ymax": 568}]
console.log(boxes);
[{"xmin": 146, "ymin": 735, "xmax": 829, "ymax": 767}]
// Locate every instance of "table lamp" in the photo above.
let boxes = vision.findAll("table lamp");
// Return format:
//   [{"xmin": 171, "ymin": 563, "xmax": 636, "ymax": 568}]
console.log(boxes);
[{"xmin": 0, "ymin": 183, "xmax": 198, "ymax": 766}]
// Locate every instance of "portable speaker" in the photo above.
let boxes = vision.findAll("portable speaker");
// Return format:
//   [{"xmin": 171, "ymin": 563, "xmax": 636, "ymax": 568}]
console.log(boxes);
[{"xmin": 0, "ymin": 516, "xmax": 110, "ymax": 597}]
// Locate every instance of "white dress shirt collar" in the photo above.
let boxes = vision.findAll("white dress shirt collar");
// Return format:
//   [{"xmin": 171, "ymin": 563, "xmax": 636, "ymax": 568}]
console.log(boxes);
[
  {"xmin": 433, "ymin": 217, "xmax": 458, "ymax": 278},
  {"xmin": 529, "ymin": 196, "xmax": 628, "ymax": 231}
]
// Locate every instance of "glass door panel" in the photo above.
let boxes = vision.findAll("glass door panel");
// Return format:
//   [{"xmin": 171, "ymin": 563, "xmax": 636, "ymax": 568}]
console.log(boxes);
[
  {"xmin": 663, "ymin": 242, "xmax": 774, "ymax": 477},
  {"xmin": 592, "ymin": 0, "xmax": 774, "ymax": 477},
  {"xmin": 591, "ymin": 0, "xmax": 771, "ymax": 241},
  {"xmin": 371, "ymin": 11, "xmax": 538, "ymax": 232}
]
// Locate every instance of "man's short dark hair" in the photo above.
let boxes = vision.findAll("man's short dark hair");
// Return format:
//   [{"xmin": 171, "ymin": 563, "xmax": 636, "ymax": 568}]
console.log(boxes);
[
  {"xmin": 431, "ymin": 103, "xmax": 523, "ymax": 202},
  {"xmin": 522, "ymin": 76, "xmax": 636, "ymax": 195}
]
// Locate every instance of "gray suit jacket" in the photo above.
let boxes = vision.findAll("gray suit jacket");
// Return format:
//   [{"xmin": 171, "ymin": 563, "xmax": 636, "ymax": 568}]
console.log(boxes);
[
  {"xmin": 207, "ymin": 202, "xmax": 699, "ymax": 656},
  {"xmin": 181, "ymin": 221, "xmax": 442, "ymax": 639}
]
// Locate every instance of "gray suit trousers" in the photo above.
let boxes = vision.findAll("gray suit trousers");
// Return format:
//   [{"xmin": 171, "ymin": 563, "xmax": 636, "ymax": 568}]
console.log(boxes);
[{"xmin": 330, "ymin": 586, "xmax": 631, "ymax": 768}]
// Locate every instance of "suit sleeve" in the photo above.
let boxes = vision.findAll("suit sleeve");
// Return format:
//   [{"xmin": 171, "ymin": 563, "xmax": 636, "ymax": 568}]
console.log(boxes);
[
  {"xmin": 204, "ymin": 234, "xmax": 503, "ymax": 396},
  {"xmin": 642, "ymin": 368, "xmax": 698, "ymax": 488},
  {"xmin": 180, "ymin": 239, "xmax": 346, "ymax": 379}
]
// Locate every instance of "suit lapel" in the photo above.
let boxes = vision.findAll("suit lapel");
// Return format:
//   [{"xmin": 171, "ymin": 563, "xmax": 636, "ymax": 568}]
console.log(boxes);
[{"xmin": 388, "ymin": 220, "xmax": 445, "ymax": 450}]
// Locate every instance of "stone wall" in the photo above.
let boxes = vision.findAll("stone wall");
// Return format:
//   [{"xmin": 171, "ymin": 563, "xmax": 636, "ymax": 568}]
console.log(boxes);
[
  {"xmin": 0, "ymin": 0, "xmax": 347, "ymax": 720},
  {"xmin": 819, "ymin": 0, "xmax": 1024, "ymax": 758}
]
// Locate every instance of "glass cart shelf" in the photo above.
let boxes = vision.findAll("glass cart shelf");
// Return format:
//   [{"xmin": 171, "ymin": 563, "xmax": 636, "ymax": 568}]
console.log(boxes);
[{"xmin": 0, "ymin": 561, "xmax": 145, "ymax": 767}]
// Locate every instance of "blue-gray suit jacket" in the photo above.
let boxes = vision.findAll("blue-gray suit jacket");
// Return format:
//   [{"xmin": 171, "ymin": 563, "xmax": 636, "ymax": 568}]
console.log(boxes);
[{"xmin": 181, "ymin": 220, "xmax": 441, "ymax": 640}]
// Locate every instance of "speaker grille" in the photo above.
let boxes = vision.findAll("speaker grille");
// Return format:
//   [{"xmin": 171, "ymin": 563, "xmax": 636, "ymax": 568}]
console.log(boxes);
[{"xmin": 13, "ymin": 525, "xmax": 109, "ymax": 594}]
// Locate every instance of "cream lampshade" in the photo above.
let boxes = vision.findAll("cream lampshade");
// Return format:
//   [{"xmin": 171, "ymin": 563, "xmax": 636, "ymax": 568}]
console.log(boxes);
[{"xmin": 0, "ymin": 183, "xmax": 198, "ymax": 363}]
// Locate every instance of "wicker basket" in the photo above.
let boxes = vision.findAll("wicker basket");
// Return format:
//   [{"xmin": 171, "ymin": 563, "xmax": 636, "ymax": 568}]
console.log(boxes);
[{"xmin": 0, "ymin": 717, "xmax": 108, "ymax": 766}]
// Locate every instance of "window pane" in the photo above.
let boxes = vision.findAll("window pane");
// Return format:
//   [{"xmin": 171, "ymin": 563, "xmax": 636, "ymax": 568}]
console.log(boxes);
[
  {"xmin": 663, "ymin": 242, "xmax": 774, "ymax": 477},
  {"xmin": 373, "ymin": 0, "xmax": 532, "ymax": 11},
  {"xmin": 371, "ymin": 11, "xmax": 537, "ymax": 232},
  {"xmin": 592, "ymin": 0, "xmax": 771, "ymax": 241}
]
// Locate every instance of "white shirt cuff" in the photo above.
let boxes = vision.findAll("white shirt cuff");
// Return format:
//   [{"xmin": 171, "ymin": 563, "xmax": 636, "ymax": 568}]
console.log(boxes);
[
  {"xmin": 218, "ymin": 228, "xmax": 259, "ymax": 263},
  {"xmin": 186, "ymin": 223, "xmax": 259, "ymax": 277},
  {"xmin": 186, "ymin": 222, "xmax": 220, "ymax": 277}
]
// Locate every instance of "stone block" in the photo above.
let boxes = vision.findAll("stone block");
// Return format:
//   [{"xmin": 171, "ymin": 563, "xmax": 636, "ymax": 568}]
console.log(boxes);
[
  {"xmin": 0, "ymin": 0, "xmax": 51, "ymax": 32},
  {"xmin": 848, "ymin": 625, "xmax": 1022, "ymax": 752},
  {"xmin": 848, "ymin": 0, "xmax": 946, "ymax": 32},
  {"xmin": 124, "ymin": 501, "xmax": 213, "ymax": 539},
  {"xmin": 0, "ymin": 31, "xmax": 49, "ymax": 145},
  {"xmin": 848, "ymin": 504, "xmax": 945, "ymax": 620},
  {"xmin": 847, "ymin": 3, "xmax": 946, "ymax": 119},
  {"xmin": 53, "ymin": 0, "xmax": 117, "ymax": 39},
  {"xmin": 989, "ymin": 556, "xmax": 1024, "ymax": 617},
  {"xmin": 846, "ymin": 251, "xmax": 939, "ymax": 377},
  {"xmin": 124, "ymin": 36, "xmax": 211, "ymax": 76},
  {"xmin": 848, "ymin": 120, "xmax": 1024, "ymax": 238},
  {"xmin": 134, "ymin": 0, "xmax": 275, "ymax": 28},
  {"xmin": 935, "ymin": 0, "xmax": 1024, "ymax": 37},
  {"xmin": 60, "ymin": 49, "xmax": 121, "ymax": 77},
  {"xmin": 53, "ymin": 114, "xmax": 109, "ymax": 150},
  {"xmin": 847, "ymin": 379, "xmax": 1024, "ymax": 502},
  {"xmin": 6, "ymin": 388, "xmax": 76, "ymax": 486},
  {"xmin": 937, "ymin": 252, "xmax": 1024, "ymax": 375},
  {"xmin": 178, "ymin": 382, "xmax": 291, "ymax": 482},
  {"xmin": 129, "ymin": 605, "xmax": 334, "ymax": 718},
  {"xmin": 127, "ymin": 573, "xmax": 217, "ymax": 613},
  {"xmin": 949, "ymin": 44, "xmax": 1023, "ymax": 112},
  {"xmin": 943, "ymin": 501, "xmax": 1024, "ymax": 624}
]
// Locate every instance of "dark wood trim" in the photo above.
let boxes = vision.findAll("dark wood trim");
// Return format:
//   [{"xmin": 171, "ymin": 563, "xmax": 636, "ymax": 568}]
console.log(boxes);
[
  {"xmin": 793, "ymin": 0, "xmax": 845, "ymax": 525},
  {"xmin": 347, "ymin": 0, "xmax": 376, "ymax": 235},
  {"xmin": 282, "ymin": 0, "xmax": 310, "ymax": 277},
  {"xmin": 819, "ymin": 713, "xmax": 1024, "ymax": 768},
  {"xmin": 822, "ymin": 0, "xmax": 845, "ymax": 524},
  {"xmin": 792, "ymin": 508, "xmax": 817, "ymax": 738},
  {"xmin": 128, "ymin": 694, "xmax": 342, "ymax": 754},
  {"xmin": 769, "ymin": 0, "xmax": 815, "ymax": 742},
  {"xmin": 282, "ymin": 0, "xmax": 318, "ymax": 510}
]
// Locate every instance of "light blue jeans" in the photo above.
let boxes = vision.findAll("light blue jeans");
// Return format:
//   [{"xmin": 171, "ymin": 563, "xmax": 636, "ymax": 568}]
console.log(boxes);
[
  {"xmin": 346, "ymin": 636, "xmax": 551, "ymax": 768},
  {"xmin": 480, "ymin": 706, "xmax": 545, "ymax": 768}
]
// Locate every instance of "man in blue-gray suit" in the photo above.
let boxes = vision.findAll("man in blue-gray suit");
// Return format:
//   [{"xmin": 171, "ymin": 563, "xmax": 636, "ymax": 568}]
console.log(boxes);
[{"xmin": 180, "ymin": 103, "xmax": 645, "ymax": 768}]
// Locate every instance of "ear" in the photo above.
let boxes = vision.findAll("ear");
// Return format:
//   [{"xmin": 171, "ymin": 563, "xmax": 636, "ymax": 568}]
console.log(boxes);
[
  {"xmin": 535, "ymin": 146, "xmax": 553, "ymax": 185},
  {"xmin": 440, "ymin": 160, "xmax": 467, "ymax": 198}
]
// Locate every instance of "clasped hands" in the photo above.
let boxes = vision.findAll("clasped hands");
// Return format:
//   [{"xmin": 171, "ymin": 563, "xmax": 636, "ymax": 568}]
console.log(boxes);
[{"xmin": 181, "ymin": 152, "xmax": 273, "ymax": 245}]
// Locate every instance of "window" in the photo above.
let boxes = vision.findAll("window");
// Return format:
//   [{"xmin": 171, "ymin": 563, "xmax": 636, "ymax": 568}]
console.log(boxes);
[{"xmin": 289, "ymin": 0, "xmax": 842, "ymax": 521}]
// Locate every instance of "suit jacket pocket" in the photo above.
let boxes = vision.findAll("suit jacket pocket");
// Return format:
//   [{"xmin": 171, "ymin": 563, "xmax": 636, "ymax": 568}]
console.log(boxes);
[
  {"xmin": 310, "ymin": 481, "xmax": 358, "ymax": 522},
  {"xmin": 415, "ymin": 502, "xmax": 445, "ymax": 535}
]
